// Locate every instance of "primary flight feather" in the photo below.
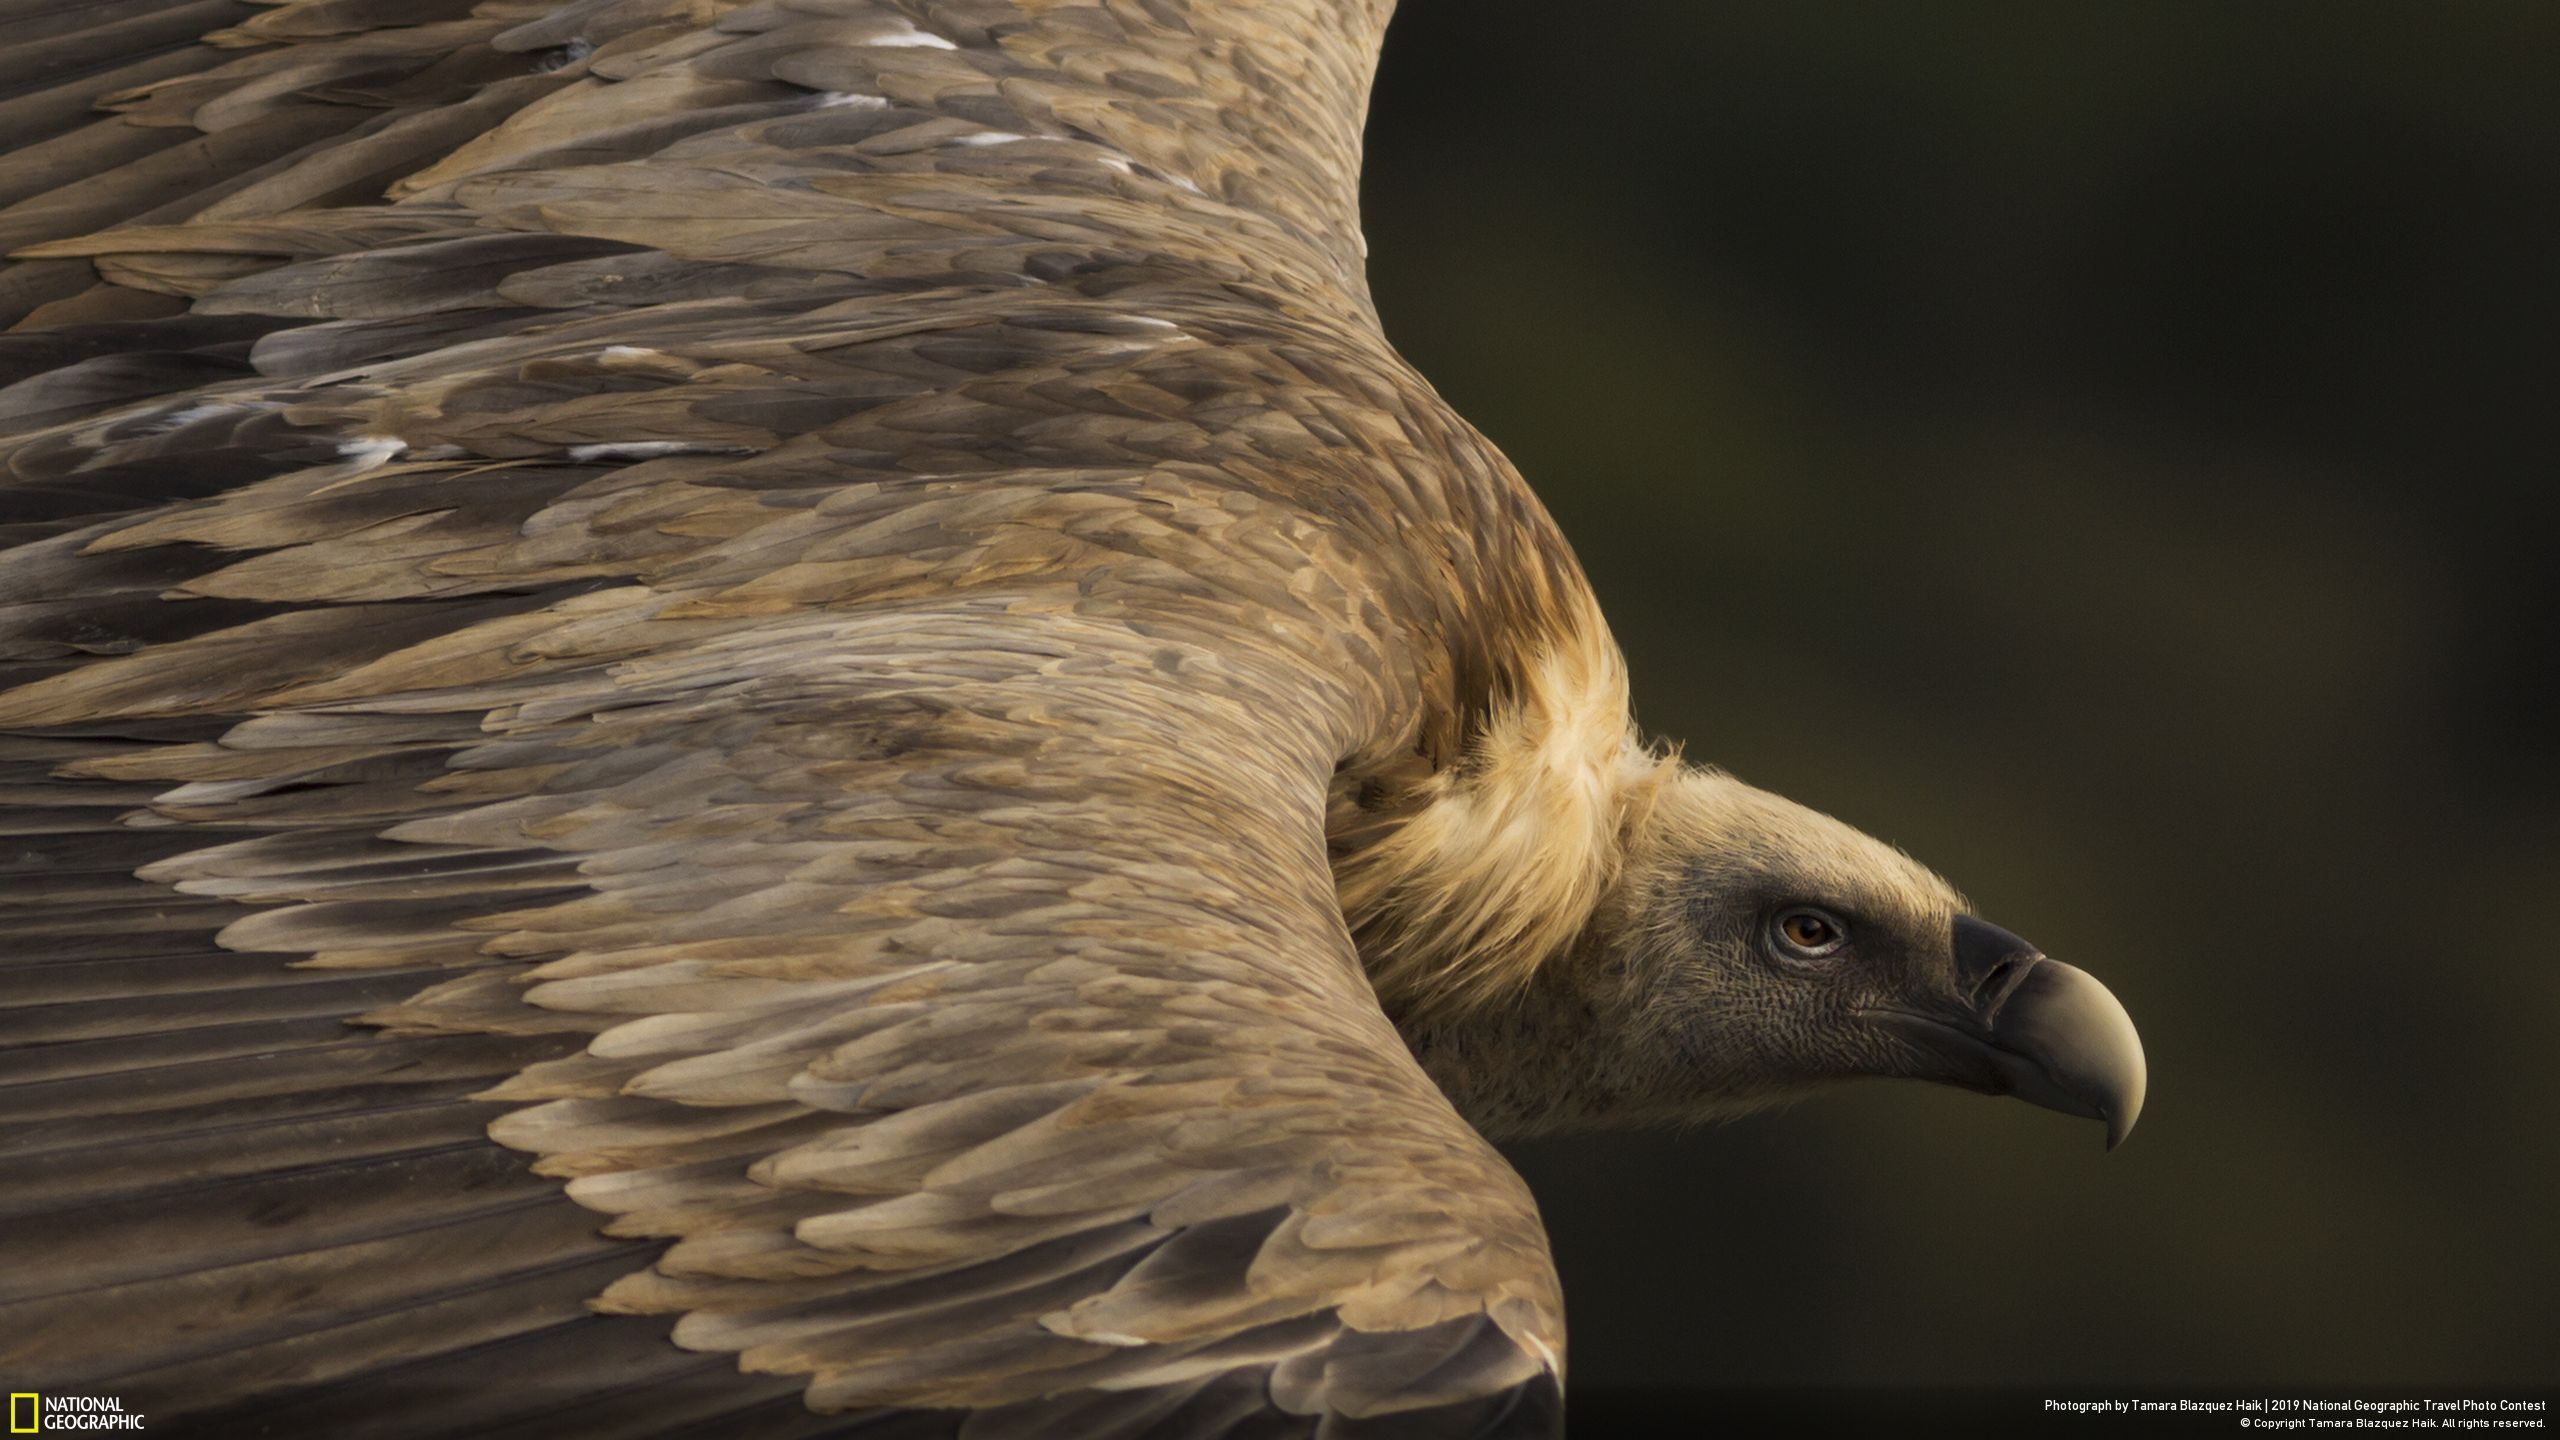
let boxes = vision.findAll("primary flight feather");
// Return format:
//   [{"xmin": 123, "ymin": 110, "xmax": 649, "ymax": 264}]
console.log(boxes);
[{"xmin": 0, "ymin": 1, "xmax": 2144, "ymax": 1436}]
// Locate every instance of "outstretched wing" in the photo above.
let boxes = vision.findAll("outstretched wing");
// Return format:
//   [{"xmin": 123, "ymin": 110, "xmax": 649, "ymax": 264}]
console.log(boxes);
[{"xmin": 0, "ymin": 2, "xmax": 1577, "ymax": 1436}]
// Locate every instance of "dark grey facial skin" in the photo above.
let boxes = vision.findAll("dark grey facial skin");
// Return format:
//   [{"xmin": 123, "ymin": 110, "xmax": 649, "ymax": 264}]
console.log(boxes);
[{"xmin": 1391, "ymin": 845, "xmax": 2145, "ymax": 1149}]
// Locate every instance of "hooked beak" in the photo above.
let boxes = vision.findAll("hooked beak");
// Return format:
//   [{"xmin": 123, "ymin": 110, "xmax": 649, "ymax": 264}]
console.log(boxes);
[{"xmin": 1858, "ymin": 915, "xmax": 2147, "ymax": 1149}]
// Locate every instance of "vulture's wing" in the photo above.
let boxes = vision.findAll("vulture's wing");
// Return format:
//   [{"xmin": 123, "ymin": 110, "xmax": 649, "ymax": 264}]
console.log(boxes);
[{"xmin": 0, "ymin": 2, "xmax": 1574, "ymax": 1437}]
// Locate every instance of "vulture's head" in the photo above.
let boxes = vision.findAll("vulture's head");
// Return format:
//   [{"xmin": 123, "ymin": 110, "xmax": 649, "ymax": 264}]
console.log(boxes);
[
  {"xmin": 1595, "ymin": 769, "xmax": 2144, "ymax": 1144},
  {"xmin": 1372, "ymin": 760, "xmax": 2147, "ymax": 1151}
]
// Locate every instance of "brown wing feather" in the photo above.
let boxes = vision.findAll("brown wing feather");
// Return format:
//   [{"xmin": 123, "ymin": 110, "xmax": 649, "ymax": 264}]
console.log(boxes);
[{"xmin": 0, "ymin": 1, "xmax": 1584, "ymax": 1435}]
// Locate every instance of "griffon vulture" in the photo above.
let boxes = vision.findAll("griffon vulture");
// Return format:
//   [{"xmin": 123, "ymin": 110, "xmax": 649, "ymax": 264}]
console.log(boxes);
[{"xmin": 0, "ymin": 0, "xmax": 2146, "ymax": 1434}]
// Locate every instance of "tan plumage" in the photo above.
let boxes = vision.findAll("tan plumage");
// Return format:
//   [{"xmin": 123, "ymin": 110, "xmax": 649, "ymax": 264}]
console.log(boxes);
[{"xmin": 0, "ymin": 3, "xmax": 2144, "ymax": 1436}]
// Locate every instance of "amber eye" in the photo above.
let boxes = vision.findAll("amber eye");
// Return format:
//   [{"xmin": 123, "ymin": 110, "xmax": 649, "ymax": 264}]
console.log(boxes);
[{"xmin": 1771, "ymin": 906, "xmax": 1848, "ymax": 960}]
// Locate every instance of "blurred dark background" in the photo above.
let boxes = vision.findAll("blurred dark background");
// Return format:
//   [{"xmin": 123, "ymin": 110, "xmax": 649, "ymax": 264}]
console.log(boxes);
[{"xmin": 1359, "ymin": 0, "xmax": 2556, "ymax": 1403}]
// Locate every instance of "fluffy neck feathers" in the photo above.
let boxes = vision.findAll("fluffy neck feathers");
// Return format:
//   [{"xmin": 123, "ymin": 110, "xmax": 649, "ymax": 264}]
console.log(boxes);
[{"xmin": 1338, "ymin": 631, "xmax": 1669, "ymax": 1021}]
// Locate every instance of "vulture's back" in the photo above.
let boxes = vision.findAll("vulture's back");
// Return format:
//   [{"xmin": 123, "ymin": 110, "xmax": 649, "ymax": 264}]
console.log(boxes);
[{"xmin": 0, "ymin": 2, "xmax": 1598, "ymax": 1436}]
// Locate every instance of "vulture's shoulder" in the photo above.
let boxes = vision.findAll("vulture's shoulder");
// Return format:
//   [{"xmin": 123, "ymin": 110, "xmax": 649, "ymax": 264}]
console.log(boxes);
[{"xmin": 0, "ymin": 3, "xmax": 1580, "ymax": 1437}]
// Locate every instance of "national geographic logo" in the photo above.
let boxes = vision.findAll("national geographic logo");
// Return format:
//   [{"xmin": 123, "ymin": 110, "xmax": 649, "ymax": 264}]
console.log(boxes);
[{"xmin": 8, "ymin": 1395, "xmax": 147, "ymax": 1432}]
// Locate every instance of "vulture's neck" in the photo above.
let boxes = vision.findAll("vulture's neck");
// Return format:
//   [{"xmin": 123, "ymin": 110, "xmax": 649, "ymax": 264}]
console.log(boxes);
[{"xmin": 1334, "ymin": 628, "xmax": 1671, "ymax": 1027}]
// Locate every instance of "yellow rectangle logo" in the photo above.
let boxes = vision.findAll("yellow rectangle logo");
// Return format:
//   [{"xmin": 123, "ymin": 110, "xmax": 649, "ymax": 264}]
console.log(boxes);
[{"xmin": 7, "ymin": 1393, "xmax": 36, "ymax": 1435}]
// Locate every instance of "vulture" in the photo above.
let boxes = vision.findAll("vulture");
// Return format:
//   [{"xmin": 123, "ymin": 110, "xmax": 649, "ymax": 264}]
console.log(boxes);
[{"xmin": 0, "ymin": 1, "xmax": 2146, "ymax": 1436}]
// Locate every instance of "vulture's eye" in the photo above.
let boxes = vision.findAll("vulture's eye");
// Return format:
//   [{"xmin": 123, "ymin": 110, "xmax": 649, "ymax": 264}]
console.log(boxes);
[{"xmin": 1771, "ymin": 906, "xmax": 1849, "ymax": 960}]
